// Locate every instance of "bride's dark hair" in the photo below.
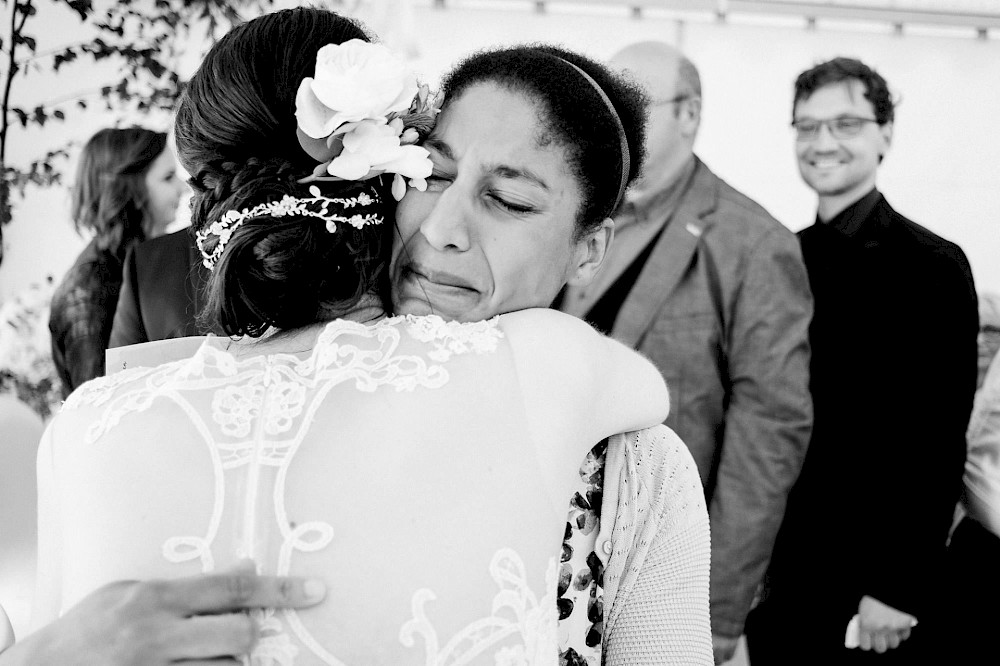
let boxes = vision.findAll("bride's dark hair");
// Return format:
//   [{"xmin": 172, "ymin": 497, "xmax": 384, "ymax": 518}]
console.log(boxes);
[{"xmin": 174, "ymin": 7, "xmax": 391, "ymax": 337}]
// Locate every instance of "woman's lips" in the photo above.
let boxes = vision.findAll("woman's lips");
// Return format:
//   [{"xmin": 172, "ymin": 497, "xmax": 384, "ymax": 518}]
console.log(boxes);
[{"xmin": 395, "ymin": 264, "xmax": 482, "ymax": 316}]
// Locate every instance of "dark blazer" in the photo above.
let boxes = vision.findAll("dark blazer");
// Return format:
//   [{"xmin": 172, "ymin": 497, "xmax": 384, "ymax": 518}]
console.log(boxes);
[
  {"xmin": 109, "ymin": 228, "xmax": 211, "ymax": 348},
  {"xmin": 763, "ymin": 194, "xmax": 979, "ymax": 630},
  {"xmin": 563, "ymin": 158, "xmax": 815, "ymax": 636}
]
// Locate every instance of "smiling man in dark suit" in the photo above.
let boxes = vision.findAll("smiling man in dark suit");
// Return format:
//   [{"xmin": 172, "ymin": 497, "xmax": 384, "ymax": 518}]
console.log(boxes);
[
  {"xmin": 557, "ymin": 41, "xmax": 814, "ymax": 664},
  {"xmin": 746, "ymin": 57, "xmax": 979, "ymax": 663}
]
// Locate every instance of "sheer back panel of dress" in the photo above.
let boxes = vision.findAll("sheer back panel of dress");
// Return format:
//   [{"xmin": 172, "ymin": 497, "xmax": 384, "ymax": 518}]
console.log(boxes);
[{"xmin": 42, "ymin": 314, "xmax": 615, "ymax": 665}]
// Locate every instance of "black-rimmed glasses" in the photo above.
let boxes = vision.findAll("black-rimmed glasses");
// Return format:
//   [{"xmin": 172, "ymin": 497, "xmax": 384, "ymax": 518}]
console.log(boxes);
[
  {"xmin": 792, "ymin": 116, "xmax": 880, "ymax": 141},
  {"xmin": 651, "ymin": 95, "xmax": 693, "ymax": 107}
]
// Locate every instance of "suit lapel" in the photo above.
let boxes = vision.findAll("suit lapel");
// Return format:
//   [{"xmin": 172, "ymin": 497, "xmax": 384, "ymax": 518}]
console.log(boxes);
[
  {"xmin": 560, "ymin": 214, "xmax": 668, "ymax": 318},
  {"xmin": 612, "ymin": 163, "xmax": 717, "ymax": 347}
]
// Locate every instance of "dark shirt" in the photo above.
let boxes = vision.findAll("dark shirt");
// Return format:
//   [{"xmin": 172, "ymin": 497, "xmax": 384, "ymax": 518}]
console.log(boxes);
[
  {"xmin": 49, "ymin": 240, "xmax": 125, "ymax": 396},
  {"xmin": 820, "ymin": 186, "xmax": 881, "ymax": 236},
  {"xmin": 584, "ymin": 226, "xmax": 665, "ymax": 334}
]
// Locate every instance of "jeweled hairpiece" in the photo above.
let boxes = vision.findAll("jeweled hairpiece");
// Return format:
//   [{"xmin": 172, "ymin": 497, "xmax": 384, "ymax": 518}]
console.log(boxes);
[{"xmin": 195, "ymin": 185, "xmax": 383, "ymax": 270}]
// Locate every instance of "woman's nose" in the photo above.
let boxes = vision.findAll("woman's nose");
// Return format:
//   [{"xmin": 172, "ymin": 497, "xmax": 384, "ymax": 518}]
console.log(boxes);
[{"xmin": 419, "ymin": 186, "xmax": 472, "ymax": 252}]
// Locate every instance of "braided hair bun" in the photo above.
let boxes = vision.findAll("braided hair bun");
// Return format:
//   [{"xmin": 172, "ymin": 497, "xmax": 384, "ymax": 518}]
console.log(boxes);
[
  {"xmin": 174, "ymin": 8, "xmax": 389, "ymax": 337},
  {"xmin": 189, "ymin": 158, "xmax": 391, "ymax": 337}
]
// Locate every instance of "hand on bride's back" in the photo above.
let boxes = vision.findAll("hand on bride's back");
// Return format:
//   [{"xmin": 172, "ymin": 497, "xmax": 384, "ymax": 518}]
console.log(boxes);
[{"xmin": 1, "ymin": 563, "xmax": 326, "ymax": 665}]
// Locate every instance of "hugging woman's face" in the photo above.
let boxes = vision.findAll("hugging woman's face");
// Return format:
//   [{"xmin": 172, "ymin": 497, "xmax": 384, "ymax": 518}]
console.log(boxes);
[{"xmin": 390, "ymin": 83, "xmax": 602, "ymax": 322}]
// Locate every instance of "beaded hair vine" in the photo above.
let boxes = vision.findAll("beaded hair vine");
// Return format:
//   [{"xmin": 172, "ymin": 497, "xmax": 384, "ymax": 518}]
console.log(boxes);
[{"xmin": 195, "ymin": 185, "xmax": 383, "ymax": 270}]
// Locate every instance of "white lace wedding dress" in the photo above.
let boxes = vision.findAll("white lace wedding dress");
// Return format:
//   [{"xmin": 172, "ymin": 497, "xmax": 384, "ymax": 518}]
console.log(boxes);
[{"xmin": 34, "ymin": 310, "xmax": 669, "ymax": 665}]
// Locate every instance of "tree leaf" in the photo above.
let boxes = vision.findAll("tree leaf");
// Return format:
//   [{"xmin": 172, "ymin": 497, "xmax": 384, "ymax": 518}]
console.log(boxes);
[
  {"xmin": 61, "ymin": 0, "xmax": 94, "ymax": 21},
  {"xmin": 31, "ymin": 106, "xmax": 47, "ymax": 127}
]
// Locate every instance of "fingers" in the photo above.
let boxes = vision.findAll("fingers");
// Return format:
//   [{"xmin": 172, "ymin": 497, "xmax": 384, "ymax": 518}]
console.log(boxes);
[
  {"xmin": 859, "ymin": 628, "xmax": 910, "ymax": 652},
  {"xmin": 165, "ymin": 613, "xmax": 257, "ymax": 661},
  {"xmin": 153, "ymin": 571, "xmax": 327, "ymax": 615}
]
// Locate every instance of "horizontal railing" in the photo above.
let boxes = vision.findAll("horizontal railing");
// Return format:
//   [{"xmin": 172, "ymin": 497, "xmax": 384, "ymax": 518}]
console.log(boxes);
[{"xmin": 447, "ymin": 0, "xmax": 1000, "ymax": 31}]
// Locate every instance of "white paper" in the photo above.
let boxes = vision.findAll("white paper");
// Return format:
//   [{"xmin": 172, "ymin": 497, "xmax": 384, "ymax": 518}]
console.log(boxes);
[
  {"xmin": 845, "ymin": 614, "xmax": 860, "ymax": 648},
  {"xmin": 844, "ymin": 613, "xmax": 918, "ymax": 649},
  {"xmin": 105, "ymin": 337, "xmax": 213, "ymax": 375}
]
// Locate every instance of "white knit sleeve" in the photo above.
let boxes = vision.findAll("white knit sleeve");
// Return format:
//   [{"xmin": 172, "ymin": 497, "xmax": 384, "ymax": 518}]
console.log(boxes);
[{"xmin": 604, "ymin": 428, "xmax": 713, "ymax": 665}]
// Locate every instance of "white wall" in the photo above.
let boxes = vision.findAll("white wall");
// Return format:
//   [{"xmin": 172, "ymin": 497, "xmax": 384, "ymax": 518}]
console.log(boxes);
[
  {"xmin": 2, "ymin": 1, "xmax": 998, "ymax": 300},
  {"xmin": 401, "ymin": 3, "xmax": 1000, "ymax": 295}
]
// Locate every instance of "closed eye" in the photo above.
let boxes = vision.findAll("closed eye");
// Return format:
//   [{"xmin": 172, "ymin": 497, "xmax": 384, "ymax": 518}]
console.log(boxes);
[
  {"xmin": 488, "ymin": 193, "xmax": 535, "ymax": 214},
  {"xmin": 425, "ymin": 171, "xmax": 453, "ymax": 191}
]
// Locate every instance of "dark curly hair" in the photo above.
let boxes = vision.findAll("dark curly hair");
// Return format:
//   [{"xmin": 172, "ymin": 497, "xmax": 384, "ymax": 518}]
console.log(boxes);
[
  {"xmin": 71, "ymin": 127, "xmax": 167, "ymax": 260},
  {"xmin": 440, "ymin": 44, "xmax": 648, "ymax": 238},
  {"xmin": 174, "ymin": 7, "xmax": 392, "ymax": 338},
  {"xmin": 793, "ymin": 57, "xmax": 895, "ymax": 125}
]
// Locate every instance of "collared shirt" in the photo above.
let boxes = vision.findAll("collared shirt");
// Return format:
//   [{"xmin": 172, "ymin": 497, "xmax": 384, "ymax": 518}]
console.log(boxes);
[
  {"xmin": 820, "ymin": 187, "xmax": 882, "ymax": 238},
  {"xmin": 617, "ymin": 154, "xmax": 699, "ymax": 234},
  {"xmin": 558, "ymin": 156, "xmax": 698, "ymax": 324}
]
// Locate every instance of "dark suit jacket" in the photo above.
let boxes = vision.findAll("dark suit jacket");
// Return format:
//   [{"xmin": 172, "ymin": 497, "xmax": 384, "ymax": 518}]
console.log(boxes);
[
  {"xmin": 109, "ymin": 228, "xmax": 212, "ymax": 347},
  {"xmin": 562, "ymin": 158, "xmax": 814, "ymax": 636},
  {"xmin": 764, "ymin": 194, "xmax": 979, "ymax": 626}
]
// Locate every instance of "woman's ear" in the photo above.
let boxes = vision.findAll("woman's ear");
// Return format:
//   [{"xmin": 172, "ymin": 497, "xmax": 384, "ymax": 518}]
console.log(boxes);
[{"xmin": 567, "ymin": 218, "xmax": 614, "ymax": 287}]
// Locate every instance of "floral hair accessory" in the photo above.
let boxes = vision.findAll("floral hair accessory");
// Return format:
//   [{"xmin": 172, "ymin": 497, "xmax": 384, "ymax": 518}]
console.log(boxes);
[
  {"xmin": 295, "ymin": 39, "xmax": 440, "ymax": 201},
  {"xmin": 195, "ymin": 185, "xmax": 383, "ymax": 270}
]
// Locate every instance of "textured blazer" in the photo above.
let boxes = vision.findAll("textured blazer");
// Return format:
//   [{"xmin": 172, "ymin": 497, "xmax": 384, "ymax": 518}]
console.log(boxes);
[
  {"xmin": 573, "ymin": 158, "xmax": 814, "ymax": 636},
  {"xmin": 109, "ymin": 228, "xmax": 211, "ymax": 348}
]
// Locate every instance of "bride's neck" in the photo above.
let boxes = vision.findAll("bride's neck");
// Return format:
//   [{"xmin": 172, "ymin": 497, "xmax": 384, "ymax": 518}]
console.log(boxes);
[
  {"xmin": 227, "ymin": 293, "xmax": 388, "ymax": 357},
  {"xmin": 319, "ymin": 292, "xmax": 387, "ymax": 325}
]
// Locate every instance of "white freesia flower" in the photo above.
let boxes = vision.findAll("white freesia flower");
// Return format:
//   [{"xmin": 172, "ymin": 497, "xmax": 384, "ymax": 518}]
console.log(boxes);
[
  {"xmin": 295, "ymin": 39, "xmax": 418, "ymax": 139},
  {"xmin": 326, "ymin": 119, "xmax": 431, "ymax": 198}
]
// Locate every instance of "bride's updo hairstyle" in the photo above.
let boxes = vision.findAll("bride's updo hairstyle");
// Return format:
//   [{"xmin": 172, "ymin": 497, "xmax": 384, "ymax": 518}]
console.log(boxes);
[
  {"xmin": 174, "ymin": 8, "xmax": 391, "ymax": 337},
  {"xmin": 440, "ymin": 44, "xmax": 647, "ymax": 239}
]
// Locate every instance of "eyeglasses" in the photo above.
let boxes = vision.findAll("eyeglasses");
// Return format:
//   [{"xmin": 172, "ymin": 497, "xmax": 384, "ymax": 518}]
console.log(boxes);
[
  {"xmin": 651, "ymin": 95, "xmax": 692, "ymax": 107},
  {"xmin": 792, "ymin": 116, "xmax": 880, "ymax": 141}
]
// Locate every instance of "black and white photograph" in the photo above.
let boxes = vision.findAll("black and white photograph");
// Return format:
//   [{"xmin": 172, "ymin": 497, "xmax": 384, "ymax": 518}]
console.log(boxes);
[{"xmin": 0, "ymin": 1, "xmax": 997, "ymax": 664}]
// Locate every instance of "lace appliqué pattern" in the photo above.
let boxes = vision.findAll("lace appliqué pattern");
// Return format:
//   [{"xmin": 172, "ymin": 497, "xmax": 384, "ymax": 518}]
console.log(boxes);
[
  {"xmin": 406, "ymin": 315, "xmax": 503, "ymax": 362},
  {"xmin": 400, "ymin": 548, "xmax": 559, "ymax": 666},
  {"xmin": 65, "ymin": 316, "xmax": 510, "ymax": 665},
  {"xmin": 62, "ymin": 364, "xmax": 159, "ymax": 412}
]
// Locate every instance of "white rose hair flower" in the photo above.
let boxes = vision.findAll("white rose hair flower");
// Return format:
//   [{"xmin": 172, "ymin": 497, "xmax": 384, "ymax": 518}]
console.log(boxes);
[{"xmin": 295, "ymin": 39, "xmax": 439, "ymax": 201}]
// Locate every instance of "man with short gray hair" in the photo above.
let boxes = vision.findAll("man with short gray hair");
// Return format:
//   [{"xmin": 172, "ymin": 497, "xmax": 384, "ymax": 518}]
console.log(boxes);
[{"xmin": 557, "ymin": 41, "xmax": 814, "ymax": 664}]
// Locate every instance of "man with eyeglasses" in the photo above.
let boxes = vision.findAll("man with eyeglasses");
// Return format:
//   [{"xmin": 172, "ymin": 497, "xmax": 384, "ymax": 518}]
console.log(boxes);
[
  {"xmin": 746, "ymin": 57, "xmax": 979, "ymax": 663},
  {"xmin": 556, "ymin": 41, "xmax": 814, "ymax": 665}
]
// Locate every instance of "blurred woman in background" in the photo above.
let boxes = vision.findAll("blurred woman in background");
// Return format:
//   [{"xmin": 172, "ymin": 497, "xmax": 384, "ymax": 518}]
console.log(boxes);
[{"xmin": 48, "ymin": 127, "xmax": 186, "ymax": 394}]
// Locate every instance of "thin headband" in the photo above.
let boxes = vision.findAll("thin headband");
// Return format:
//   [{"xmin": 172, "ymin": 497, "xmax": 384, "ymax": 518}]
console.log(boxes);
[{"xmin": 554, "ymin": 56, "xmax": 631, "ymax": 212}]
